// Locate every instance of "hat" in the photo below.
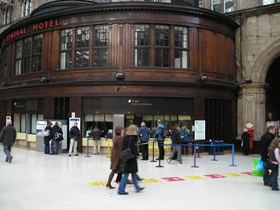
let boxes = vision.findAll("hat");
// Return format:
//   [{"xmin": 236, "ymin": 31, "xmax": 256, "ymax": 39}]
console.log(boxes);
[{"xmin": 141, "ymin": 122, "xmax": 145, "ymax": 127}]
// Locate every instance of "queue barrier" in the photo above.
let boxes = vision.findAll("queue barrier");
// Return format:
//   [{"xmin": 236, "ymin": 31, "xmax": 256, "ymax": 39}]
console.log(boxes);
[{"xmin": 153, "ymin": 142, "xmax": 237, "ymax": 168}]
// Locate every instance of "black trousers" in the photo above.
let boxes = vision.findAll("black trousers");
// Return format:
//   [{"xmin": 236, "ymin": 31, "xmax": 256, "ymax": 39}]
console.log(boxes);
[
  {"xmin": 141, "ymin": 143, "xmax": 149, "ymax": 160},
  {"xmin": 157, "ymin": 140, "xmax": 165, "ymax": 160}
]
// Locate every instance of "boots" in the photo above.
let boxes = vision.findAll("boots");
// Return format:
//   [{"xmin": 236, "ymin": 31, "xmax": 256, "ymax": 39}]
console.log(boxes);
[{"xmin": 106, "ymin": 171, "xmax": 115, "ymax": 189}]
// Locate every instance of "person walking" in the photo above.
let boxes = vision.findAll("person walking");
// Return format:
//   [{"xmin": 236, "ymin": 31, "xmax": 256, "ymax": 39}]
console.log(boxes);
[
  {"xmin": 138, "ymin": 122, "xmax": 150, "ymax": 160},
  {"xmin": 241, "ymin": 128, "xmax": 250, "ymax": 155},
  {"xmin": 267, "ymin": 137, "xmax": 280, "ymax": 191},
  {"xmin": 68, "ymin": 122, "xmax": 81, "ymax": 156},
  {"xmin": 0, "ymin": 120, "xmax": 17, "ymax": 163},
  {"xmin": 118, "ymin": 125, "xmax": 144, "ymax": 195},
  {"xmin": 167, "ymin": 124, "xmax": 182, "ymax": 164},
  {"xmin": 154, "ymin": 120, "xmax": 165, "ymax": 160},
  {"xmin": 259, "ymin": 126, "xmax": 276, "ymax": 186},
  {"xmin": 92, "ymin": 125, "xmax": 101, "ymax": 155},
  {"xmin": 106, "ymin": 126, "xmax": 124, "ymax": 189},
  {"xmin": 44, "ymin": 121, "xmax": 53, "ymax": 154}
]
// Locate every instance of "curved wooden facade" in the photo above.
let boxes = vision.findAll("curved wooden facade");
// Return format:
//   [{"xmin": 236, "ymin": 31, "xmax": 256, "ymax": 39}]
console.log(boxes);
[{"xmin": 0, "ymin": 1, "xmax": 238, "ymax": 143}]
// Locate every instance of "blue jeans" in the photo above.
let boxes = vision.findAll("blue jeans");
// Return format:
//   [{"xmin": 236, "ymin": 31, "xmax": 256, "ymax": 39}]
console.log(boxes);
[
  {"xmin": 118, "ymin": 173, "xmax": 141, "ymax": 193},
  {"xmin": 269, "ymin": 165, "xmax": 279, "ymax": 190},
  {"xmin": 3, "ymin": 145, "xmax": 12, "ymax": 161}
]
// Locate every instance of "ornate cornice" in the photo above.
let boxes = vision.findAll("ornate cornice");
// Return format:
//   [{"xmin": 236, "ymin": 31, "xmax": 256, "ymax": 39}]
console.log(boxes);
[{"xmin": 0, "ymin": 2, "xmax": 238, "ymax": 40}]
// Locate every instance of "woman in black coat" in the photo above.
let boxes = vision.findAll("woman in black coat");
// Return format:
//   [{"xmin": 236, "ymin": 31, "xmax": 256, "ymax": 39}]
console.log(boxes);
[{"xmin": 117, "ymin": 125, "xmax": 144, "ymax": 195}]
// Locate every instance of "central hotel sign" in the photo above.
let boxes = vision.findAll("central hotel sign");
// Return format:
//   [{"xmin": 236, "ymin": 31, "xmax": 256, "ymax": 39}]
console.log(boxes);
[{"xmin": 3, "ymin": 19, "xmax": 60, "ymax": 43}]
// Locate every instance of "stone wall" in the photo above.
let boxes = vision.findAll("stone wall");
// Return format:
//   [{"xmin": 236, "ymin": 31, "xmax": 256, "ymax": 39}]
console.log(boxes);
[{"xmin": 231, "ymin": 5, "xmax": 280, "ymax": 141}]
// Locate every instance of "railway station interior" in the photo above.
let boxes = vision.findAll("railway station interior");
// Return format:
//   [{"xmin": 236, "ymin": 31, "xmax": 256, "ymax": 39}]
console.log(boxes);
[{"xmin": 1, "ymin": 0, "xmax": 280, "ymax": 210}]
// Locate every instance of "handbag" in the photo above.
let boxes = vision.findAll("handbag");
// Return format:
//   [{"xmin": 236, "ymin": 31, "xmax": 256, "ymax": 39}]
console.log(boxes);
[
  {"xmin": 266, "ymin": 161, "xmax": 278, "ymax": 170},
  {"xmin": 121, "ymin": 137, "xmax": 135, "ymax": 161},
  {"xmin": 121, "ymin": 148, "xmax": 135, "ymax": 161}
]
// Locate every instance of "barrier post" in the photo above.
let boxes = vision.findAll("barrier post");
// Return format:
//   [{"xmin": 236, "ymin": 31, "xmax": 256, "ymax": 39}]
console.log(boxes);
[
  {"xmin": 197, "ymin": 145, "xmax": 201, "ymax": 158},
  {"xmin": 212, "ymin": 143, "xmax": 217, "ymax": 161},
  {"xmin": 230, "ymin": 144, "xmax": 237, "ymax": 167},
  {"xmin": 191, "ymin": 144, "xmax": 199, "ymax": 168},
  {"xmin": 150, "ymin": 140, "xmax": 157, "ymax": 162},
  {"xmin": 156, "ymin": 141, "xmax": 164, "ymax": 168},
  {"xmin": 85, "ymin": 136, "xmax": 90, "ymax": 157}
]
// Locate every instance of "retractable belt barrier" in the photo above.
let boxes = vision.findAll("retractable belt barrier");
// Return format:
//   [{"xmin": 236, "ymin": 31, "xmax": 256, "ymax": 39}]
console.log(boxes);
[{"xmin": 160, "ymin": 142, "xmax": 237, "ymax": 168}]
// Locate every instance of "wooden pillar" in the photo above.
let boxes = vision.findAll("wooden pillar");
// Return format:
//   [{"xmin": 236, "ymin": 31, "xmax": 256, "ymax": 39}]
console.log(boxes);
[
  {"xmin": 193, "ymin": 97, "xmax": 205, "ymax": 120},
  {"xmin": 44, "ymin": 97, "xmax": 55, "ymax": 119}
]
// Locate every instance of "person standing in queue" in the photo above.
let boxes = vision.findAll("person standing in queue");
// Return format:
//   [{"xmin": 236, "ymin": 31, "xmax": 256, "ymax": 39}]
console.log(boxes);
[
  {"xmin": 92, "ymin": 125, "xmax": 102, "ymax": 155},
  {"xmin": 167, "ymin": 124, "xmax": 182, "ymax": 164},
  {"xmin": 154, "ymin": 120, "xmax": 165, "ymax": 160},
  {"xmin": 138, "ymin": 122, "xmax": 150, "ymax": 160}
]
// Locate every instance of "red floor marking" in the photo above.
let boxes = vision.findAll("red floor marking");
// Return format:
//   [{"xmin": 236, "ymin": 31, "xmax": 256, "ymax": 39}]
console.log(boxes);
[
  {"xmin": 241, "ymin": 172, "xmax": 252, "ymax": 175},
  {"xmin": 162, "ymin": 177, "xmax": 185, "ymax": 182},
  {"xmin": 204, "ymin": 174, "xmax": 226, "ymax": 179}
]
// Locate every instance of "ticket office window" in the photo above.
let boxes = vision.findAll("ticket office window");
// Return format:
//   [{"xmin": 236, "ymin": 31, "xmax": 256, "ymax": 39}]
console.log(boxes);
[
  {"xmin": 125, "ymin": 114, "xmax": 192, "ymax": 136},
  {"xmin": 84, "ymin": 114, "xmax": 113, "ymax": 138}
]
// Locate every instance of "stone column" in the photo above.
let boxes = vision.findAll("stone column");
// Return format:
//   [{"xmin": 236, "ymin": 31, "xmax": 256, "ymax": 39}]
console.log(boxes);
[{"xmin": 238, "ymin": 83, "xmax": 266, "ymax": 141}]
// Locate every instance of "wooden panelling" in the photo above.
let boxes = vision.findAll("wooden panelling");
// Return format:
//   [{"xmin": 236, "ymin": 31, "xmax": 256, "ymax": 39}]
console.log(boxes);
[
  {"xmin": 50, "ymin": 30, "xmax": 60, "ymax": 71},
  {"xmin": 200, "ymin": 29, "xmax": 216, "ymax": 73}
]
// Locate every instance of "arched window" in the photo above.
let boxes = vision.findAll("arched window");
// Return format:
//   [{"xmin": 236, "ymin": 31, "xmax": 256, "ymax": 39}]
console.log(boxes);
[
  {"xmin": 262, "ymin": 0, "xmax": 280, "ymax": 5},
  {"xmin": 21, "ymin": 0, "xmax": 33, "ymax": 17},
  {"xmin": 2, "ymin": 7, "xmax": 12, "ymax": 25}
]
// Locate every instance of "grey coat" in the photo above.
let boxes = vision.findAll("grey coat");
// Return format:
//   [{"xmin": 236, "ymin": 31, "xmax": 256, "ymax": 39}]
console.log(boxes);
[{"xmin": 0, "ymin": 125, "xmax": 17, "ymax": 146}]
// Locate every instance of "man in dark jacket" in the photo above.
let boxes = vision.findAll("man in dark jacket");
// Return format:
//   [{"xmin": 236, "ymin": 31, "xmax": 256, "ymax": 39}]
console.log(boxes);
[
  {"xmin": 167, "ymin": 124, "xmax": 182, "ymax": 164},
  {"xmin": 0, "ymin": 120, "xmax": 17, "ymax": 163},
  {"xmin": 259, "ymin": 126, "xmax": 276, "ymax": 186},
  {"xmin": 68, "ymin": 122, "xmax": 81, "ymax": 156},
  {"xmin": 44, "ymin": 121, "xmax": 53, "ymax": 154},
  {"xmin": 51, "ymin": 122, "xmax": 63, "ymax": 155}
]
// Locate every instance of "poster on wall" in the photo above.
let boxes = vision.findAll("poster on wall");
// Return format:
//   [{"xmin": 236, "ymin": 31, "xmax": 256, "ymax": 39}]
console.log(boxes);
[
  {"xmin": 6, "ymin": 116, "xmax": 11, "ymax": 125},
  {"xmin": 69, "ymin": 118, "xmax": 81, "ymax": 130},
  {"xmin": 194, "ymin": 120, "xmax": 206, "ymax": 140}
]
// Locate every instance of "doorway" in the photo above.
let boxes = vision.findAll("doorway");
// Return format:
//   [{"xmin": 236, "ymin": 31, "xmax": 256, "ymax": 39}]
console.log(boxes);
[{"xmin": 265, "ymin": 57, "xmax": 280, "ymax": 121}]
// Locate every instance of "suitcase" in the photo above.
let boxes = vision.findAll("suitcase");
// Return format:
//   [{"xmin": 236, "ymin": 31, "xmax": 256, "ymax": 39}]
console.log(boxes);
[{"xmin": 49, "ymin": 140, "xmax": 58, "ymax": 155}]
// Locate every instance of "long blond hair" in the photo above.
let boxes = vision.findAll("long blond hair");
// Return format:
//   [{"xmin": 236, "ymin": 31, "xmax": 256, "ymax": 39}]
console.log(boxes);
[{"xmin": 126, "ymin": 125, "xmax": 138, "ymax": 136}]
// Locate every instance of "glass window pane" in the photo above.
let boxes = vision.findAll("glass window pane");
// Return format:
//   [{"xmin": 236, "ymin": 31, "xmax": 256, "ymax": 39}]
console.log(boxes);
[
  {"xmin": 155, "ymin": 25, "xmax": 170, "ymax": 47},
  {"xmin": 93, "ymin": 49, "xmax": 108, "ymax": 66},
  {"xmin": 31, "ymin": 114, "xmax": 37, "ymax": 134},
  {"xmin": 14, "ymin": 113, "xmax": 20, "ymax": 131},
  {"xmin": 76, "ymin": 50, "xmax": 89, "ymax": 68},
  {"xmin": 135, "ymin": 48, "xmax": 149, "ymax": 66},
  {"xmin": 38, "ymin": 114, "xmax": 44, "ymax": 120},
  {"xmin": 21, "ymin": 114, "xmax": 26, "ymax": 133},
  {"xmin": 224, "ymin": 0, "xmax": 235, "ymax": 12},
  {"xmin": 212, "ymin": 0, "xmax": 222, "ymax": 12},
  {"xmin": 105, "ymin": 114, "xmax": 113, "ymax": 122},
  {"xmin": 94, "ymin": 25, "xmax": 109, "ymax": 47},
  {"xmin": 77, "ymin": 27, "xmax": 90, "ymax": 48},
  {"xmin": 61, "ymin": 29, "xmax": 73, "ymax": 50},
  {"xmin": 94, "ymin": 114, "xmax": 104, "ymax": 122},
  {"xmin": 85, "ymin": 114, "xmax": 94, "ymax": 122}
]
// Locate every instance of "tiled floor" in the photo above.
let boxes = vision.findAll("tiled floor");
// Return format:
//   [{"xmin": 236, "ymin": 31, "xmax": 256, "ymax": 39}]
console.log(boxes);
[{"xmin": 0, "ymin": 146, "xmax": 279, "ymax": 210}]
